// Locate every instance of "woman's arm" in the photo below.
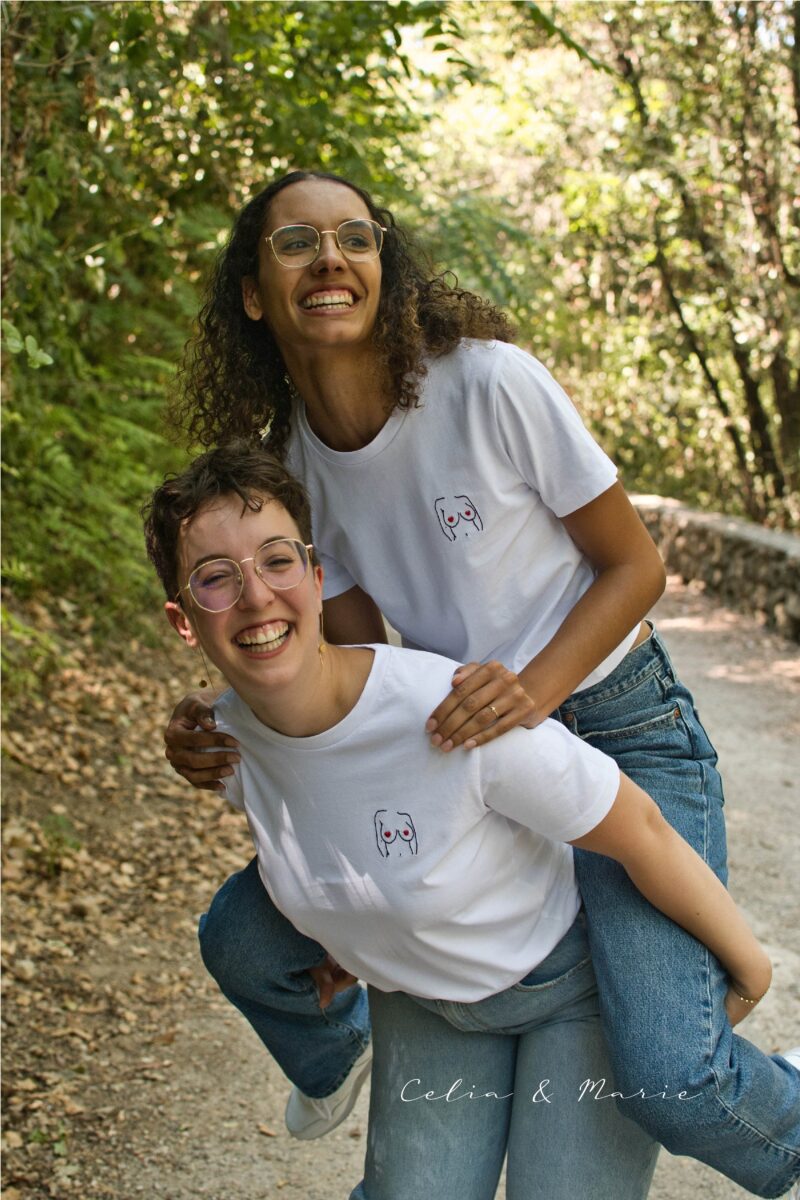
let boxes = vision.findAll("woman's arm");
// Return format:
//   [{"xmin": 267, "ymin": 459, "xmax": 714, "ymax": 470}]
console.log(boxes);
[
  {"xmin": 323, "ymin": 584, "xmax": 388, "ymax": 646},
  {"xmin": 163, "ymin": 585, "xmax": 387, "ymax": 788},
  {"xmin": 570, "ymin": 773, "xmax": 772, "ymax": 1026},
  {"xmin": 427, "ymin": 483, "xmax": 666, "ymax": 751}
]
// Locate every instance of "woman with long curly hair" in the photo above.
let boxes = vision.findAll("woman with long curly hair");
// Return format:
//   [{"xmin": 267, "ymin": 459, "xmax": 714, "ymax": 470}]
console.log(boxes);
[
  {"xmin": 174, "ymin": 170, "xmax": 513, "ymax": 459},
  {"xmin": 165, "ymin": 170, "xmax": 800, "ymax": 1197}
]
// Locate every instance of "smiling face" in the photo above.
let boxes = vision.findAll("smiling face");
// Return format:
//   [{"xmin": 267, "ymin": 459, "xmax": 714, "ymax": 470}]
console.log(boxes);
[
  {"xmin": 165, "ymin": 493, "xmax": 323, "ymax": 707},
  {"xmin": 241, "ymin": 178, "xmax": 382, "ymax": 364}
]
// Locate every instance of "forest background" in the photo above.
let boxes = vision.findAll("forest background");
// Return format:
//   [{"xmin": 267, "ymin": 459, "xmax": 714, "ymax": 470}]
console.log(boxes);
[{"xmin": 2, "ymin": 0, "xmax": 799, "ymax": 705}]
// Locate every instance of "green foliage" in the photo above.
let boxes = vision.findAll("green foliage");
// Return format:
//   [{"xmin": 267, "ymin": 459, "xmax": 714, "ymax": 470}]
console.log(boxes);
[
  {"xmin": 0, "ymin": 604, "xmax": 62, "ymax": 699},
  {"xmin": 1, "ymin": 0, "xmax": 469, "ymax": 684},
  {"xmin": 3, "ymin": 0, "xmax": 797, "ymax": 711},
  {"xmin": 35, "ymin": 812, "xmax": 82, "ymax": 879},
  {"xmin": 405, "ymin": 1, "xmax": 799, "ymax": 525}
]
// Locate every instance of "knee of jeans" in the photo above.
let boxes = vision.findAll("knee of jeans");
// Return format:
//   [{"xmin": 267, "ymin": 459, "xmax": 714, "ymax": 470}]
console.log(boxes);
[
  {"xmin": 609, "ymin": 1074, "xmax": 721, "ymax": 1150},
  {"xmin": 196, "ymin": 889, "xmax": 257, "ymax": 996},
  {"xmin": 198, "ymin": 906, "xmax": 236, "ymax": 991}
]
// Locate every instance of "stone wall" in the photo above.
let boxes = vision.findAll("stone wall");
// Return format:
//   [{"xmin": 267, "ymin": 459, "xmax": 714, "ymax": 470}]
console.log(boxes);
[{"xmin": 631, "ymin": 495, "xmax": 800, "ymax": 643}]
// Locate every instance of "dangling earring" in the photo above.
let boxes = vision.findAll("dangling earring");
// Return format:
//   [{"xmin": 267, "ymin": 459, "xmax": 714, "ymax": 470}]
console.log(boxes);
[
  {"xmin": 196, "ymin": 644, "xmax": 213, "ymax": 689},
  {"xmin": 318, "ymin": 610, "xmax": 327, "ymax": 665}
]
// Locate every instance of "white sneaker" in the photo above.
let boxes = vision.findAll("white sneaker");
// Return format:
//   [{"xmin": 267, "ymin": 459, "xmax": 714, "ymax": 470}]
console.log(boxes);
[
  {"xmin": 781, "ymin": 1050, "xmax": 800, "ymax": 1199},
  {"xmin": 781, "ymin": 1047, "xmax": 800, "ymax": 1072},
  {"xmin": 285, "ymin": 1044, "xmax": 373, "ymax": 1140}
]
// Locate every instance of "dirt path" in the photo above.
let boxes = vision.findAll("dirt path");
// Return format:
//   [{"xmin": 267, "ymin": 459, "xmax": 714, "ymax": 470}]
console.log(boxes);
[{"xmin": 2, "ymin": 576, "xmax": 799, "ymax": 1200}]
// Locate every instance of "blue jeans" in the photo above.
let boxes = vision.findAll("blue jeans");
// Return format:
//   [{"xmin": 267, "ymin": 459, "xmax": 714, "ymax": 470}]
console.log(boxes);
[
  {"xmin": 198, "ymin": 868, "xmax": 370, "ymax": 1097},
  {"xmin": 558, "ymin": 625, "xmax": 800, "ymax": 1197},
  {"xmin": 198, "ymin": 626, "xmax": 800, "ymax": 1196},
  {"xmin": 349, "ymin": 913, "xmax": 658, "ymax": 1200}
]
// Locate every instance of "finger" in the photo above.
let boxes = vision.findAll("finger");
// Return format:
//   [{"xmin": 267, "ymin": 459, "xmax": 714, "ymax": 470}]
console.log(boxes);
[
  {"xmin": 165, "ymin": 727, "xmax": 240, "ymax": 751},
  {"xmin": 318, "ymin": 980, "xmax": 334, "ymax": 1009},
  {"xmin": 443, "ymin": 708, "xmax": 525, "ymax": 752},
  {"xmin": 426, "ymin": 664, "xmax": 498, "ymax": 732},
  {"xmin": 329, "ymin": 966, "xmax": 359, "ymax": 994},
  {"xmin": 449, "ymin": 662, "xmax": 482, "ymax": 685},
  {"xmin": 434, "ymin": 679, "xmax": 525, "ymax": 746},
  {"xmin": 309, "ymin": 966, "xmax": 335, "ymax": 1010},
  {"xmin": 175, "ymin": 764, "xmax": 237, "ymax": 787},
  {"xmin": 181, "ymin": 698, "xmax": 217, "ymax": 726},
  {"xmin": 433, "ymin": 683, "xmax": 504, "ymax": 740},
  {"xmin": 165, "ymin": 744, "xmax": 241, "ymax": 769},
  {"xmin": 439, "ymin": 685, "xmax": 537, "ymax": 749},
  {"xmin": 462, "ymin": 711, "xmax": 532, "ymax": 750}
]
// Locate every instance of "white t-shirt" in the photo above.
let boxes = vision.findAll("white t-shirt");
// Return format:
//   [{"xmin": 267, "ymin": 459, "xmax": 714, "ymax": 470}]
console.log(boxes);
[
  {"xmin": 286, "ymin": 339, "xmax": 637, "ymax": 691},
  {"xmin": 213, "ymin": 645, "xmax": 619, "ymax": 1002}
]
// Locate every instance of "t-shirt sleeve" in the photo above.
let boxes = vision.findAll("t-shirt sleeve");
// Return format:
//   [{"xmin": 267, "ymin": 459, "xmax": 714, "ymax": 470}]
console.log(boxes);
[
  {"xmin": 493, "ymin": 346, "xmax": 618, "ymax": 518},
  {"xmin": 211, "ymin": 691, "xmax": 246, "ymax": 812},
  {"xmin": 479, "ymin": 718, "xmax": 620, "ymax": 843}
]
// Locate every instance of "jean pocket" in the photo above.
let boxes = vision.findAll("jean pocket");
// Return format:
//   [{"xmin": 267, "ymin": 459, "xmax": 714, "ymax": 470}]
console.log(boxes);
[
  {"xmin": 576, "ymin": 701, "xmax": 682, "ymax": 744},
  {"xmin": 513, "ymin": 916, "xmax": 593, "ymax": 992},
  {"xmin": 571, "ymin": 694, "xmax": 704, "ymax": 760}
]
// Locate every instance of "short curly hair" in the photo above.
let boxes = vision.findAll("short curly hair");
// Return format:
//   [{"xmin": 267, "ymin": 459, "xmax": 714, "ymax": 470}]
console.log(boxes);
[
  {"xmin": 143, "ymin": 440, "xmax": 313, "ymax": 603},
  {"xmin": 172, "ymin": 170, "xmax": 515, "ymax": 458}
]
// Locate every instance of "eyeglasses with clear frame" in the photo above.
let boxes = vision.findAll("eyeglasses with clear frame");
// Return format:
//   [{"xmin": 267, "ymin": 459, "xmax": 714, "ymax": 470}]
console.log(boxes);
[
  {"xmin": 178, "ymin": 538, "xmax": 314, "ymax": 613},
  {"xmin": 264, "ymin": 219, "xmax": 387, "ymax": 268}
]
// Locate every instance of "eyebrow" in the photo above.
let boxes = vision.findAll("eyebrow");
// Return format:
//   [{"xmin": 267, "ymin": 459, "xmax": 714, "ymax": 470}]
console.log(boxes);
[
  {"xmin": 190, "ymin": 553, "xmax": 231, "ymax": 571},
  {"xmin": 266, "ymin": 216, "xmax": 372, "ymax": 231},
  {"xmin": 188, "ymin": 536, "xmax": 299, "ymax": 573}
]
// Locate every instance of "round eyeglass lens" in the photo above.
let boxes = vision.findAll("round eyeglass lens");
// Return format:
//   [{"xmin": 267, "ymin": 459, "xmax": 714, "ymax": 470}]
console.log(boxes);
[
  {"xmin": 252, "ymin": 539, "xmax": 309, "ymax": 589},
  {"xmin": 335, "ymin": 220, "xmax": 382, "ymax": 259},
  {"xmin": 270, "ymin": 225, "xmax": 319, "ymax": 266},
  {"xmin": 189, "ymin": 560, "xmax": 242, "ymax": 612}
]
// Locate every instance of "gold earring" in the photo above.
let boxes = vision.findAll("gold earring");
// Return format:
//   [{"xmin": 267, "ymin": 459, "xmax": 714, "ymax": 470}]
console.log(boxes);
[
  {"xmin": 196, "ymin": 644, "xmax": 213, "ymax": 689},
  {"xmin": 318, "ymin": 610, "xmax": 326, "ymax": 665}
]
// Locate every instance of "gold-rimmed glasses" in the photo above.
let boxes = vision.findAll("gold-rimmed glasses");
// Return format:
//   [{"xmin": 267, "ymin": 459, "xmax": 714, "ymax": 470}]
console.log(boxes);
[
  {"xmin": 264, "ymin": 219, "xmax": 387, "ymax": 268},
  {"xmin": 179, "ymin": 538, "xmax": 314, "ymax": 613}
]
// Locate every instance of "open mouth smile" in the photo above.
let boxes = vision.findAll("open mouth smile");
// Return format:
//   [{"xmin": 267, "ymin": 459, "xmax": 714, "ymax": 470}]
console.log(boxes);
[
  {"xmin": 234, "ymin": 621, "xmax": 290, "ymax": 655},
  {"xmin": 300, "ymin": 289, "xmax": 356, "ymax": 311}
]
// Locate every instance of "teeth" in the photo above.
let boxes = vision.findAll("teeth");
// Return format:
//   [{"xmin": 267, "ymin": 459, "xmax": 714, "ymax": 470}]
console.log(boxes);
[
  {"xmin": 236, "ymin": 622, "xmax": 289, "ymax": 648},
  {"xmin": 301, "ymin": 291, "xmax": 354, "ymax": 309}
]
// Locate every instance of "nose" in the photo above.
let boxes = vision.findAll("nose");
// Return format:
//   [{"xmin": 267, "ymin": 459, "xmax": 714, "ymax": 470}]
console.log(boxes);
[
  {"xmin": 312, "ymin": 229, "xmax": 346, "ymax": 271},
  {"xmin": 237, "ymin": 561, "xmax": 276, "ymax": 607}
]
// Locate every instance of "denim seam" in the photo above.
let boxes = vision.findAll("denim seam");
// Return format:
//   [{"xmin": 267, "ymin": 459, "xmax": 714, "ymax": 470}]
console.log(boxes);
[
  {"xmin": 705, "ymin": 1078, "xmax": 800, "ymax": 1162},
  {"xmin": 573, "ymin": 707, "xmax": 682, "ymax": 743},
  {"xmin": 511, "ymin": 954, "xmax": 593, "ymax": 994},
  {"xmin": 315, "ymin": 1025, "xmax": 370, "ymax": 1097},
  {"xmin": 561, "ymin": 661, "xmax": 662, "ymax": 714},
  {"xmin": 693, "ymin": 792, "xmax": 799, "ymax": 1163}
]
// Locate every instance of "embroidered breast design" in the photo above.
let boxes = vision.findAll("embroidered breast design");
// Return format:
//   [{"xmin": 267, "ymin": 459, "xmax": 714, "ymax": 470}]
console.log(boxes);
[
  {"xmin": 434, "ymin": 495, "xmax": 483, "ymax": 542},
  {"xmin": 374, "ymin": 810, "xmax": 418, "ymax": 858}
]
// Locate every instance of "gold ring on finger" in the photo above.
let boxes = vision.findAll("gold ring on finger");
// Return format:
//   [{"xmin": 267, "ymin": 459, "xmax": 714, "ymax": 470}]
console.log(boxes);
[{"xmin": 488, "ymin": 704, "xmax": 500, "ymax": 721}]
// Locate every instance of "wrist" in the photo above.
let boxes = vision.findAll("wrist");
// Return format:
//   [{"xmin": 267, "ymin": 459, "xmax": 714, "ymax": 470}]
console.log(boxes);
[
  {"xmin": 517, "ymin": 665, "xmax": 561, "ymax": 722},
  {"xmin": 729, "ymin": 952, "xmax": 772, "ymax": 1004}
]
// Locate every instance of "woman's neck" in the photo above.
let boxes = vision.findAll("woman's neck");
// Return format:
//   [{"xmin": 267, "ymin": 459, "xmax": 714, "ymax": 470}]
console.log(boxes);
[
  {"xmin": 244, "ymin": 645, "xmax": 375, "ymax": 738},
  {"xmin": 283, "ymin": 346, "xmax": 390, "ymax": 451}
]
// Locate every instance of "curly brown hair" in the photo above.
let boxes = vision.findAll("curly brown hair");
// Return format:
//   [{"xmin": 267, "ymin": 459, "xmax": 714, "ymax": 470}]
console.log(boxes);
[{"xmin": 172, "ymin": 170, "xmax": 515, "ymax": 458}]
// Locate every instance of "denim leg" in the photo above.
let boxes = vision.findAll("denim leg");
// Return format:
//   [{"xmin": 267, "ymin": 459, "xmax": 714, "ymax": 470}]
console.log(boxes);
[
  {"xmin": 350, "ymin": 915, "xmax": 658, "ymax": 1200},
  {"xmin": 507, "ymin": 1000, "xmax": 658, "ymax": 1200},
  {"xmin": 561, "ymin": 628, "xmax": 800, "ymax": 1198},
  {"xmin": 350, "ymin": 988, "xmax": 513, "ymax": 1200},
  {"xmin": 198, "ymin": 857, "xmax": 370, "ymax": 1098}
]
